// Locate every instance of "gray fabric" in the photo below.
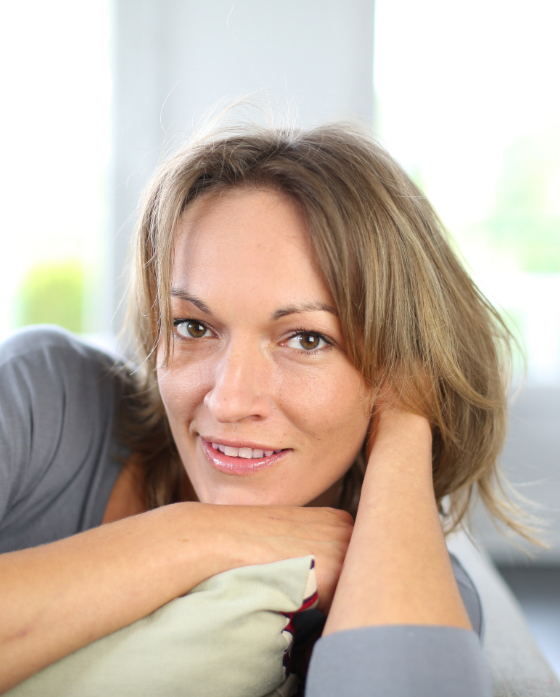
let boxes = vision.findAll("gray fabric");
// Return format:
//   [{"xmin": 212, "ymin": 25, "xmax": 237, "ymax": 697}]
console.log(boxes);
[
  {"xmin": 0, "ymin": 326, "xmax": 492, "ymax": 696},
  {"xmin": 451, "ymin": 553, "xmax": 484, "ymax": 639},
  {"xmin": 448, "ymin": 532, "xmax": 560, "ymax": 696},
  {"xmin": 306, "ymin": 626, "xmax": 491, "ymax": 697},
  {"xmin": 0, "ymin": 325, "xmax": 128, "ymax": 552}
]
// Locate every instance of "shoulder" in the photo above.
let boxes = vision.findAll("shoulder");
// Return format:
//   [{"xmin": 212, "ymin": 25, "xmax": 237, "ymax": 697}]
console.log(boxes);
[
  {"xmin": 0, "ymin": 324, "xmax": 117, "ymax": 371},
  {"xmin": 0, "ymin": 325, "xmax": 129, "ymax": 405},
  {"xmin": 0, "ymin": 326, "xmax": 129, "ymax": 533},
  {"xmin": 0, "ymin": 325, "xmax": 130, "ymax": 435}
]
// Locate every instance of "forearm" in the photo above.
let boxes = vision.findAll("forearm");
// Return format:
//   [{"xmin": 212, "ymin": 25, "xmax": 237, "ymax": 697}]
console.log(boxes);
[
  {"xmin": 324, "ymin": 412, "xmax": 471, "ymax": 635},
  {"xmin": 0, "ymin": 500, "xmax": 352, "ymax": 692},
  {"xmin": 0, "ymin": 503, "xmax": 225, "ymax": 692}
]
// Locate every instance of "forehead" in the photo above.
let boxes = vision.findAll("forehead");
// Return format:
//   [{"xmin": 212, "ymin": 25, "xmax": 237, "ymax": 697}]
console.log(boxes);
[
  {"xmin": 175, "ymin": 188, "xmax": 307, "ymax": 258},
  {"xmin": 172, "ymin": 188, "xmax": 330, "ymax": 305}
]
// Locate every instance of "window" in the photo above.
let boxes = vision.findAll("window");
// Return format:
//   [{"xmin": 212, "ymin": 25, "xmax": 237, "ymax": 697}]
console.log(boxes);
[
  {"xmin": 0, "ymin": 0, "xmax": 112, "ymax": 343},
  {"xmin": 374, "ymin": 0, "xmax": 560, "ymax": 384}
]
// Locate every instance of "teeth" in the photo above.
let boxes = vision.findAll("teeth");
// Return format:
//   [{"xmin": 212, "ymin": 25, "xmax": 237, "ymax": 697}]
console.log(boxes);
[{"xmin": 211, "ymin": 442, "xmax": 280, "ymax": 459}]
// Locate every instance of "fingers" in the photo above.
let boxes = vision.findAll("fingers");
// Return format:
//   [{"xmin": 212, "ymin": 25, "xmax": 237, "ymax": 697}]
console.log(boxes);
[{"xmin": 187, "ymin": 503, "xmax": 354, "ymax": 612}]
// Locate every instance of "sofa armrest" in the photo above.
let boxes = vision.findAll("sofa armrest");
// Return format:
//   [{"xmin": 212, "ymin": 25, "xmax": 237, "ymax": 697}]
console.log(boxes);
[{"xmin": 447, "ymin": 531, "xmax": 560, "ymax": 697}]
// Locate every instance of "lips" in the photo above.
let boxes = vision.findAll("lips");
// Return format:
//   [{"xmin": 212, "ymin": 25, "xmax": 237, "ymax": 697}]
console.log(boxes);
[{"xmin": 200, "ymin": 438, "xmax": 289, "ymax": 475}]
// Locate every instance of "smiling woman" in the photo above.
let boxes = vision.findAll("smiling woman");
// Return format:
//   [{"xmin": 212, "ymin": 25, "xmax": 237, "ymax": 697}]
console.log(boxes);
[
  {"xmin": 157, "ymin": 189, "xmax": 371, "ymax": 508},
  {"xmin": 0, "ymin": 122, "xmax": 529, "ymax": 696},
  {"xmin": 128, "ymin": 123, "xmax": 518, "ymax": 534}
]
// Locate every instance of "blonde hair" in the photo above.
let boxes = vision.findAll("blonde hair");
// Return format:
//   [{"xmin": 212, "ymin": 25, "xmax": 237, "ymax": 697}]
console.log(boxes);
[{"xmin": 125, "ymin": 121, "xmax": 531, "ymax": 538}]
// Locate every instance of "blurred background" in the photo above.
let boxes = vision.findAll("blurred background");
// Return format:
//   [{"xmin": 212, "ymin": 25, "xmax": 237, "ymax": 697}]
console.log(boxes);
[{"xmin": 0, "ymin": 0, "xmax": 558, "ymax": 676}]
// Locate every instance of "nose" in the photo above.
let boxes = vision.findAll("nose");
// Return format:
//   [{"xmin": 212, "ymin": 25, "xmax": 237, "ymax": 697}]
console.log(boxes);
[{"xmin": 204, "ymin": 341, "xmax": 272, "ymax": 423}]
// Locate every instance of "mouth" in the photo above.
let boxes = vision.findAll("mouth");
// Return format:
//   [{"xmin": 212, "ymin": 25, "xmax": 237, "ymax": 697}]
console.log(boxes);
[{"xmin": 200, "ymin": 437, "xmax": 290, "ymax": 475}]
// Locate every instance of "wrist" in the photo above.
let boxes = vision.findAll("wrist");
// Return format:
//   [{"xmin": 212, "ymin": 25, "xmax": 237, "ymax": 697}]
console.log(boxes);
[
  {"xmin": 361, "ymin": 411, "xmax": 434, "ymax": 499},
  {"xmin": 374, "ymin": 409, "xmax": 432, "ymax": 440},
  {"xmin": 168, "ymin": 502, "xmax": 240, "ymax": 580},
  {"xmin": 164, "ymin": 502, "xmax": 265, "ymax": 584}
]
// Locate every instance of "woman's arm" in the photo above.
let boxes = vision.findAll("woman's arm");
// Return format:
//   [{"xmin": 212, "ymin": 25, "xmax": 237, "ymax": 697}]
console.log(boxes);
[
  {"xmin": 305, "ymin": 410, "xmax": 491, "ymax": 697},
  {"xmin": 324, "ymin": 409, "xmax": 471, "ymax": 634},
  {"xmin": 0, "ymin": 502, "xmax": 352, "ymax": 693}
]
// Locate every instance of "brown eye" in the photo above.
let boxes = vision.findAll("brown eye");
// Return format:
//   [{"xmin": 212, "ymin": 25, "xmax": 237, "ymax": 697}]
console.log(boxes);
[
  {"xmin": 176, "ymin": 321, "xmax": 209, "ymax": 338},
  {"xmin": 299, "ymin": 333, "xmax": 320, "ymax": 350},
  {"xmin": 285, "ymin": 332, "xmax": 329, "ymax": 352}
]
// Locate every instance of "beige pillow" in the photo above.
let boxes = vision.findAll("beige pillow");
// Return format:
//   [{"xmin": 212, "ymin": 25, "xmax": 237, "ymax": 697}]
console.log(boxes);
[{"xmin": 7, "ymin": 556, "xmax": 317, "ymax": 697}]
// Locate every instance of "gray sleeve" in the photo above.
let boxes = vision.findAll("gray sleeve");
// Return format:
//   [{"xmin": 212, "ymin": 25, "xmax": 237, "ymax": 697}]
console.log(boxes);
[
  {"xmin": 305, "ymin": 626, "xmax": 491, "ymax": 697},
  {"xmin": 305, "ymin": 555, "xmax": 489, "ymax": 697},
  {"xmin": 0, "ymin": 325, "xmax": 127, "ymax": 551}
]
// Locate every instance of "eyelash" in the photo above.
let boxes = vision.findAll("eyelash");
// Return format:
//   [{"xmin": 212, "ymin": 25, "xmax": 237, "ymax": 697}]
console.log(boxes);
[
  {"xmin": 173, "ymin": 319, "xmax": 215, "ymax": 340},
  {"xmin": 284, "ymin": 328, "xmax": 333, "ymax": 353},
  {"xmin": 173, "ymin": 319, "xmax": 334, "ymax": 354}
]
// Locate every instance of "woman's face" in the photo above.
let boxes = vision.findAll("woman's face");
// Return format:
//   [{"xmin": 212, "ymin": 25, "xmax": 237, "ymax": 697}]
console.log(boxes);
[{"xmin": 157, "ymin": 188, "xmax": 371, "ymax": 507}]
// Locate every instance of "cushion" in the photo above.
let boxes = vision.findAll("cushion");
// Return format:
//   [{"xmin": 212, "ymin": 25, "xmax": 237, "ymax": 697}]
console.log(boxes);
[{"xmin": 7, "ymin": 556, "xmax": 318, "ymax": 697}]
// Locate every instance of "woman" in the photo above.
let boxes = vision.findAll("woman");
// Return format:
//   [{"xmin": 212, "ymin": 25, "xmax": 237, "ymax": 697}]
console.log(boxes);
[{"xmin": 0, "ymin": 122, "xmax": 521, "ymax": 695}]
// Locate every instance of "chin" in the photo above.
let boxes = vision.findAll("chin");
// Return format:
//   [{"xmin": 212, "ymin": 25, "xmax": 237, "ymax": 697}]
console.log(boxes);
[{"xmin": 194, "ymin": 484, "xmax": 309, "ymax": 507}]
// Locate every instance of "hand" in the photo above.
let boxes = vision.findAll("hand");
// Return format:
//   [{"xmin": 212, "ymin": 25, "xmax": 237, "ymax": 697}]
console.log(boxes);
[
  {"xmin": 365, "ymin": 380, "xmax": 433, "ymax": 462},
  {"xmin": 361, "ymin": 381, "xmax": 434, "ymax": 502},
  {"xmin": 323, "ymin": 382, "xmax": 468, "ymax": 637},
  {"xmin": 183, "ymin": 503, "xmax": 354, "ymax": 613}
]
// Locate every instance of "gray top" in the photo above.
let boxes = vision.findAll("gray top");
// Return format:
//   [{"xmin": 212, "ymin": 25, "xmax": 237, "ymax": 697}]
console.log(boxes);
[
  {"xmin": 0, "ymin": 325, "xmax": 490, "ymax": 696},
  {"xmin": 0, "ymin": 325, "xmax": 127, "ymax": 552}
]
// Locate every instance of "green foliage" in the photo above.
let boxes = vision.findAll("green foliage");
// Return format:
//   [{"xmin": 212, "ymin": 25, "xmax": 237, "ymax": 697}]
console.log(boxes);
[
  {"xmin": 17, "ymin": 260, "xmax": 84, "ymax": 333},
  {"xmin": 483, "ymin": 134, "xmax": 560, "ymax": 273}
]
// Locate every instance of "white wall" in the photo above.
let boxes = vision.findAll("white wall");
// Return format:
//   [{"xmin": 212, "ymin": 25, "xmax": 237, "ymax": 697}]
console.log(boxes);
[{"xmin": 107, "ymin": 0, "xmax": 375, "ymax": 337}]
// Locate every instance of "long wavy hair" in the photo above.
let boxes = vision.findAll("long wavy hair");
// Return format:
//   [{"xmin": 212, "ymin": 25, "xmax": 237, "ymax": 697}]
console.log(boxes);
[{"xmin": 122, "ymin": 120, "xmax": 533, "ymax": 539}]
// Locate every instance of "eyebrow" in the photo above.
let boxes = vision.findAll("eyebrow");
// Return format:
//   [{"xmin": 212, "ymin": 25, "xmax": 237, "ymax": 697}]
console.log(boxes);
[
  {"xmin": 271, "ymin": 302, "xmax": 337, "ymax": 320},
  {"xmin": 171, "ymin": 289, "xmax": 212, "ymax": 314},
  {"xmin": 171, "ymin": 289, "xmax": 337, "ymax": 321}
]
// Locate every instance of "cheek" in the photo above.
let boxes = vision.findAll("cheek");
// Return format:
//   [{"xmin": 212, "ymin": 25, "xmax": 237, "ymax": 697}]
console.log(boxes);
[
  {"xmin": 279, "ymin": 364, "xmax": 371, "ymax": 454},
  {"xmin": 156, "ymin": 358, "xmax": 211, "ymax": 427}
]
